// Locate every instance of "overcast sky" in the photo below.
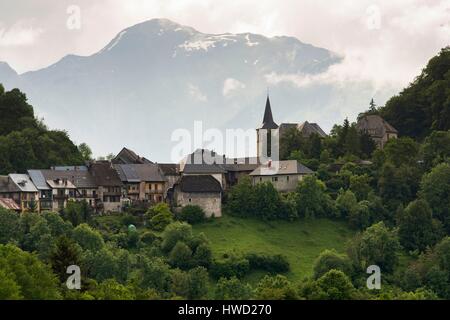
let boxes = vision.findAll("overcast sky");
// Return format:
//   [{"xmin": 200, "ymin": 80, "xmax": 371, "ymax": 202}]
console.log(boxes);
[{"xmin": 0, "ymin": 0, "xmax": 449, "ymax": 91}]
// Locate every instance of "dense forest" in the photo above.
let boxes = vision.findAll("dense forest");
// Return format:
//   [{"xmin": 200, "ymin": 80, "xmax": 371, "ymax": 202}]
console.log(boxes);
[
  {"xmin": 0, "ymin": 84, "xmax": 86, "ymax": 174},
  {"xmin": 0, "ymin": 47, "xmax": 449, "ymax": 300}
]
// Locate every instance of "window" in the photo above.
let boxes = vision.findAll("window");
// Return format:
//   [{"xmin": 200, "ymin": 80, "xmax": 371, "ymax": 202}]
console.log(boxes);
[
  {"xmin": 272, "ymin": 177, "xmax": 278, "ymax": 182},
  {"xmin": 188, "ymin": 198, "xmax": 192, "ymax": 202},
  {"xmin": 287, "ymin": 176, "xmax": 290, "ymax": 181}
]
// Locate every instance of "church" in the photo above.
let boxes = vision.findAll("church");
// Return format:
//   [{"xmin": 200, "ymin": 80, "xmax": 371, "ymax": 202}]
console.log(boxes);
[{"xmin": 250, "ymin": 96, "xmax": 316, "ymax": 192}]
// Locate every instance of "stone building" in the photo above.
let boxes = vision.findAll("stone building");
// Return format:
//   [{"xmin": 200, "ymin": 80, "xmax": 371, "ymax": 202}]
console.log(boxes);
[
  {"xmin": 356, "ymin": 114, "xmax": 398, "ymax": 149},
  {"xmin": 172, "ymin": 175, "xmax": 222, "ymax": 217},
  {"xmin": 89, "ymin": 161, "xmax": 123, "ymax": 213},
  {"xmin": 180, "ymin": 149, "xmax": 227, "ymax": 189},
  {"xmin": 249, "ymin": 160, "xmax": 314, "ymax": 192}
]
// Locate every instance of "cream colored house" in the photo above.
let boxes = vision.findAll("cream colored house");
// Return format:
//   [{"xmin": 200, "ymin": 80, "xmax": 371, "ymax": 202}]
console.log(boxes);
[{"xmin": 249, "ymin": 160, "xmax": 314, "ymax": 192}]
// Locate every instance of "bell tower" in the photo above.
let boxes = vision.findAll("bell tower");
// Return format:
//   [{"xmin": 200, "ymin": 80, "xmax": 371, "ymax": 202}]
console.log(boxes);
[{"xmin": 256, "ymin": 95, "xmax": 279, "ymax": 161}]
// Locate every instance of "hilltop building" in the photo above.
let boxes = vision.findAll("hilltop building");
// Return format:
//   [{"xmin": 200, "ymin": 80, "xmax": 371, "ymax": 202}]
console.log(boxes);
[{"xmin": 356, "ymin": 114, "xmax": 398, "ymax": 149}]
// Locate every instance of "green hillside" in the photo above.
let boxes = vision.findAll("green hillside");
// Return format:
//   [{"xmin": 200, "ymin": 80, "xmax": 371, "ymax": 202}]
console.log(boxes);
[{"xmin": 192, "ymin": 215, "xmax": 354, "ymax": 282}]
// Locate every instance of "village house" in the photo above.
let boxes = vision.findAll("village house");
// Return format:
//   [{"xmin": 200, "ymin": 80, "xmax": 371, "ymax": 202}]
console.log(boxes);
[
  {"xmin": 157, "ymin": 163, "xmax": 181, "ymax": 197},
  {"xmin": 356, "ymin": 114, "xmax": 398, "ymax": 149},
  {"xmin": 114, "ymin": 163, "xmax": 166, "ymax": 204},
  {"xmin": 89, "ymin": 161, "xmax": 124, "ymax": 213},
  {"xmin": 172, "ymin": 175, "xmax": 222, "ymax": 217},
  {"xmin": 221, "ymin": 157, "xmax": 259, "ymax": 188},
  {"xmin": 39, "ymin": 167, "xmax": 98, "ymax": 210},
  {"xmin": 0, "ymin": 174, "xmax": 39, "ymax": 211},
  {"xmin": 179, "ymin": 149, "xmax": 228, "ymax": 189},
  {"xmin": 28, "ymin": 170, "xmax": 54, "ymax": 211},
  {"xmin": 249, "ymin": 160, "xmax": 314, "ymax": 192}
]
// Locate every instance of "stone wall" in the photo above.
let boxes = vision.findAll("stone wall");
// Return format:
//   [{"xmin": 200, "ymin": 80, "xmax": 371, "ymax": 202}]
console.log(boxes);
[{"xmin": 175, "ymin": 191, "xmax": 222, "ymax": 217}]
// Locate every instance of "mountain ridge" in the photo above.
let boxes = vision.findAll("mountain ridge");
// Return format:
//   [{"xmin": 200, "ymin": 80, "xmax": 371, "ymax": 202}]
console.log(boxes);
[{"xmin": 0, "ymin": 18, "xmax": 353, "ymax": 162}]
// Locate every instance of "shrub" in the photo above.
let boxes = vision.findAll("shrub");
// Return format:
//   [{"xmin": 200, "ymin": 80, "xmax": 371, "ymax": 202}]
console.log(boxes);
[
  {"xmin": 140, "ymin": 231, "xmax": 159, "ymax": 245},
  {"xmin": 210, "ymin": 252, "xmax": 250, "ymax": 279},
  {"xmin": 245, "ymin": 253, "xmax": 290, "ymax": 273},
  {"xmin": 178, "ymin": 205, "xmax": 205, "ymax": 224},
  {"xmin": 313, "ymin": 249, "xmax": 352, "ymax": 279},
  {"xmin": 215, "ymin": 277, "xmax": 253, "ymax": 300},
  {"xmin": 149, "ymin": 211, "xmax": 173, "ymax": 231}
]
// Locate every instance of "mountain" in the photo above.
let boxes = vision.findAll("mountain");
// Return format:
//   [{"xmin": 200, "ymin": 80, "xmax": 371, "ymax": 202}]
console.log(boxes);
[{"xmin": 0, "ymin": 18, "xmax": 351, "ymax": 162}]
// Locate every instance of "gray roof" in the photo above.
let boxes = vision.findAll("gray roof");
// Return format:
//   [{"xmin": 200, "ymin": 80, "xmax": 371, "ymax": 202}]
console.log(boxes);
[
  {"xmin": 40, "ymin": 169, "xmax": 97, "ymax": 188},
  {"xmin": 298, "ymin": 121, "xmax": 327, "ymax": 137},
  {"xmin": 279, "ymin": 121, "xmax": 327, "ymax": 138},
  {"xmin": 181, "ymin": 149, "xmax": 227, "ymax": 174},
  {"xmin": 250, "ymin": 160, "xmax": 314, "ymax": 176},
  {"xmin": 158, "ymin": 163, "xmax": 180, "ymax": 176},
  {"xmin": 177, "ymin": 175, "xmax": 222, "ymax": 193},
  {"xmin": 28, "ymin": 170, "xmax": 51, "ymax": 190},
  {"xmin": 112, "ymin": 147, "xmax": 153, "ymax": 164},
  {"xmin": 89, "ymin": 162, "xmax": 123, "ymax": 186},
  {"xmin": 52, "ymin": 166, "xmax": 88, "ymax": 171},
  {"xmin": 258, "ymin": 96, "xmax": 279, "ymax": 130},
  {"xmin": 114, "ymin": 164, "xmax": 165, "ymax": 182},
  {"xmin": 183, "ymin": 164, "xmax": 227, "ymax": 174},
  {"xmin": 8, "ymin": 174, "xmax": 38, "ymax": 192}
]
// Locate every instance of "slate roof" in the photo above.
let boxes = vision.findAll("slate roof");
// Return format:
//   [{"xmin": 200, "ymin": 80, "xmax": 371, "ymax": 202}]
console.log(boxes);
[
  {"xmin": 258, "ymin": 96, "xmax": 279, "ymax": 130},
  {"xmin": 158, "ymin": 163, "xmax": 180, "ymax": 176},
  {"xmin": 279, "ymin": 121, "xmax": 327, "ymax": 138},
  {"xmin": 40, "ymin": 169, "xmax": 96, "ymax": 188},
  {"xmin": 356, "ymin": 115, "xmax": 398, "ymax": 137},
  {"xmin": 89, "ymin": 162, "xmax": 123, "ymax": 186},
  {"xmin": 52, "ymin": 166, "xmax": 88, "ymax": 171},
  {"xmin": 112, "ymin": 147, "xmax": 153, "ymax": 164},
  {"xmin": 28, "ymin": 170, "xmax": 51, "ymax": 190},
  {"xmin": 250, "ymin": 160, "xmax": 314, "ymax": 176},
  {"xmin": 177, "ymin": 175, "xmax": 222, "ymax": 193},
  {"xmin": 114, "ymin": 164, "xmax": 165, "ymax": 182},
  {"xmin": 181, "ymin": 149, "xmax": 227, "ymax": 174},
  {"xmin": 8, "ymin": 174, "xmax": 38, "ymax": 192},
  {"xmin": 181, "ymin": 152, "xmax": 259, "ymax": 173},
  {"xmin": 297, "ymin": 121, "xmax": 327, "ymax": 138}
]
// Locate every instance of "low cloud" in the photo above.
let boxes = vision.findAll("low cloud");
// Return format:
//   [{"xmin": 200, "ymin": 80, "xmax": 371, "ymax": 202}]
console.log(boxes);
[
  {"xmin": 188, "ymin": 83, "xmax": 208, "ymax": 102},
  {"xmin": 223, "ymin": 78, "xmax": 246, "ymax": 97},
  {"xmin": 0, "ymin": 21, "xmax": 43, "ymax": 47}
]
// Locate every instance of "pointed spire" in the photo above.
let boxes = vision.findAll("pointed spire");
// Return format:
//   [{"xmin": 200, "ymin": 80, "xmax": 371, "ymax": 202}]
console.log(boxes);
[{"xmin": 259, "ymin": 95, "xmax": 278, "ymax": 129}]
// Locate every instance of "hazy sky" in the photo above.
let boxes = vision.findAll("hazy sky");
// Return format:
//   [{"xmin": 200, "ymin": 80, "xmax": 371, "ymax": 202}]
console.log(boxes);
[{"xmin": 0, "ymin": 0, "xmax": 449, "ymax": 91}]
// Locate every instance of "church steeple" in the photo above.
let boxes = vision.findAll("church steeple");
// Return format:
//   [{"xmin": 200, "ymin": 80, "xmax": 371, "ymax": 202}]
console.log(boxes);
[
  {"xmin": 257, "ymin": 94, "xmax": 279, "ymax": 161},
  {"xmin": 259, "ymin": 95, "xmax": 278, "ymax": 129}
]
